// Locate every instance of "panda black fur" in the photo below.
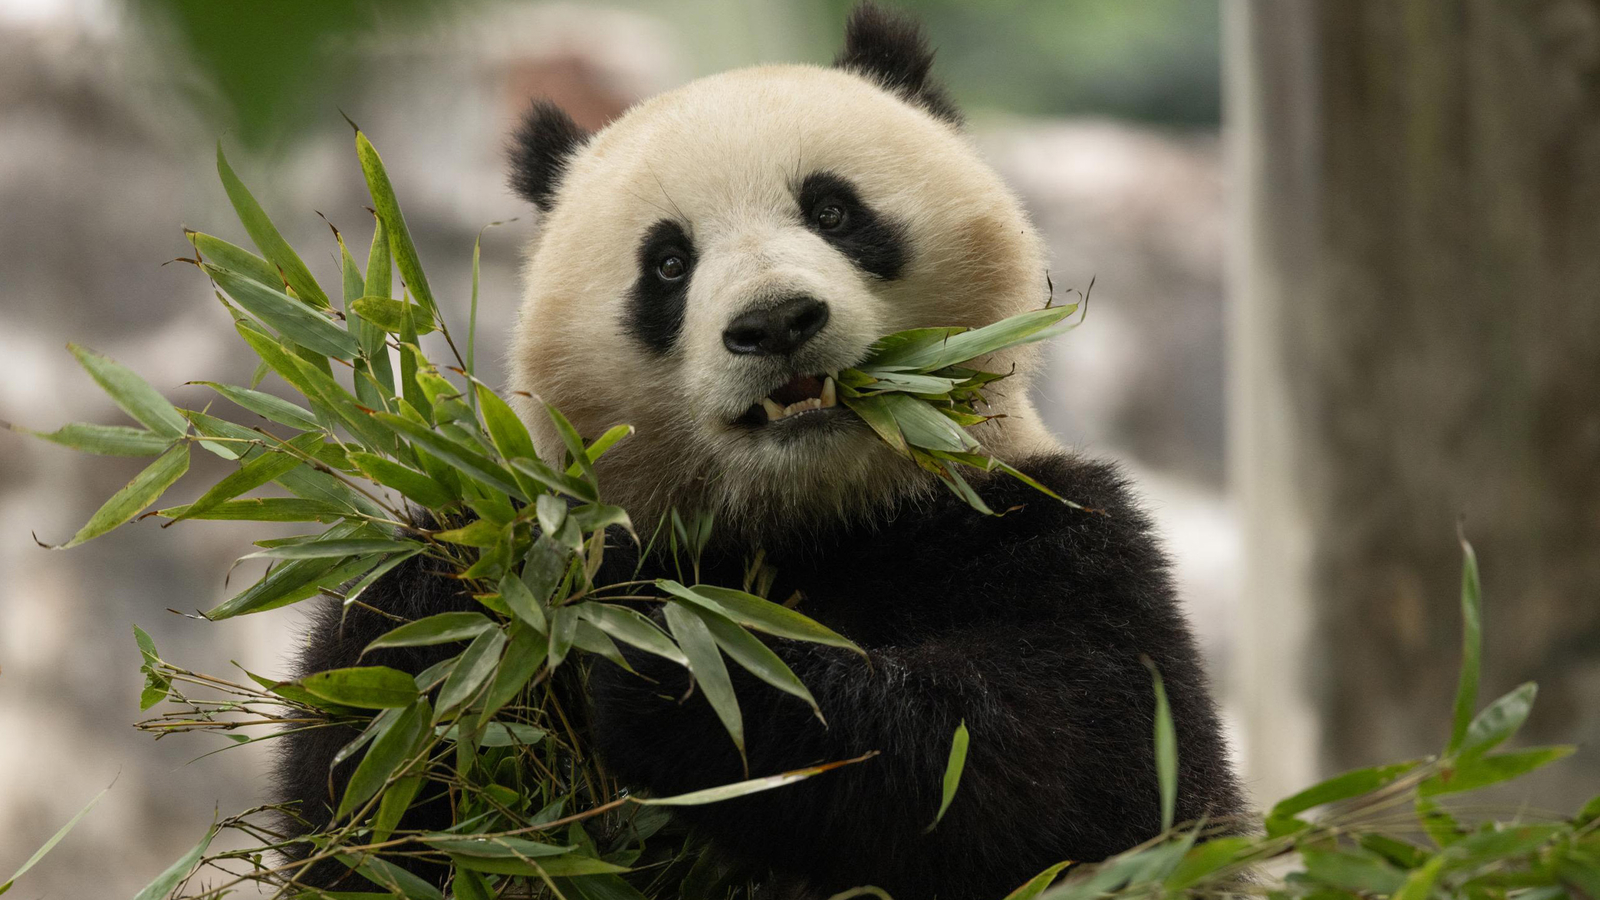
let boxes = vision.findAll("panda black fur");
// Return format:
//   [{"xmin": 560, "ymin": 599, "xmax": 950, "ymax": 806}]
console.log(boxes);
[{"xmin": 274, "ymin": 4, "xmax": 1245, "ymax": 897}]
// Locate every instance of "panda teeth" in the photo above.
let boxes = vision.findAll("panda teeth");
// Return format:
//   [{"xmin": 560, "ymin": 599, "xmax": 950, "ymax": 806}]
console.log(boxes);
[{"xmin": 760, "ymin": 376, "xmax": 840, "ymax": 423}]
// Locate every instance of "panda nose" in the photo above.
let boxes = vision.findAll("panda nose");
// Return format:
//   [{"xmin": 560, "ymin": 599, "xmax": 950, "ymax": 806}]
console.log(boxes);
[{"xmin": 722, "ymin": 296, "xmax": 830, "ymax": 356}]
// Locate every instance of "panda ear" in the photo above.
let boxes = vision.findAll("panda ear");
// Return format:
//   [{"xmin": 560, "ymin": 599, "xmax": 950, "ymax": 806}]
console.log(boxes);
[
  {"xmin": 833, "ymin": 2, "xmax": 962, "ymax": 126},
  {"xmin": 508, "ymin": 100, "xmax": 591, "ymax": 211}
]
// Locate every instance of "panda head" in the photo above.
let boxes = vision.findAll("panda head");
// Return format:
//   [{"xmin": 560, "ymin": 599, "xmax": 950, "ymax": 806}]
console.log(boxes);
[{"xmin": 508, "ymin": 2, "xmax": 1056, "ymax": 539}]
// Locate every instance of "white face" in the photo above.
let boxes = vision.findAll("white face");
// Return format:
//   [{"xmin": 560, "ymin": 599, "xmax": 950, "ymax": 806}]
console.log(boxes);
[{"xmin": 511, "ymin": 64, "xmax": 1054, "ymax": 537}]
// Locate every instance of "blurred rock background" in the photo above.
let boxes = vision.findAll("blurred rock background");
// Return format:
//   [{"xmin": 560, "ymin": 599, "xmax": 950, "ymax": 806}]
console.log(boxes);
[{"xmin": 2, "ymin": 0, "xmax": 1249, "ymax": 895}]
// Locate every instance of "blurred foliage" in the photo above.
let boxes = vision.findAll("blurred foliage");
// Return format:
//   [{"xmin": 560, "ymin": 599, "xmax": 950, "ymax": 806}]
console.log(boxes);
[
  {"xmin": 129, "ymin": 0, "xmax": 1220, "ymax": 151},
  {"xmin": 129, "ymin": 0, "xmax": 482, "ymax": 148}
]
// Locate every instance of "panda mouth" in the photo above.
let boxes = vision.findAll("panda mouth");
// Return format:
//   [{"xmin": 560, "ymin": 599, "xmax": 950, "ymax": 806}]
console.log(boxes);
[{"xmin": 740, "ymin": 373, "xmax": 839, "ymax": 424}]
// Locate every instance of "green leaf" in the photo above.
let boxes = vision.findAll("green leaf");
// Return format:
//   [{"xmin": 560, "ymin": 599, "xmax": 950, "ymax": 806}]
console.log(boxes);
[
  {"xmin": 881, "ymin": 392, "xmax": 978, "ymax": 452},
  {"xmin": 663, "ymin": 601, "xmax": 743, "ymax": 758},
  {"xmin": 336, "ymin": 698, "xmax": 431, "ymax": 820},
  {"xmin": 364, "ymin": 612, "xmax": 495, "ymax": 652},
  {"xmin": 50, "ymin": 443, "xmax": 189, "ymax": 548},
  {"xmin": 0, "ymin": 782, "xmax": 110, "ymax": 895},
  {"xmin": 1143, "ymin": 656, "xmax": 1178, "ymax": 832},
  {"xmin": 335, "ymin": 853, "xmax": 444, "ymax": 900},
  {"xmin": 67, "ymin": 344, "xmax": 187, "ymax": 438},
  {"xmin": 545, "ymin": 403, "xmax": 595, "ymax": 484},
  {"xmin": 206, "ymin": 264, "xmax": 360, "ymax": 360},
  {"xmin": 1300, "ymin": 848, "xmax": 1406, "ymax": 895},
  {"xmin": 1448, "ymin": 534, "xmax": 1483, "ymax": 754},
  {"xmin": 348, "ymin": 451, "xmax": 455, "ymax": 509},
  {"xmin": 425, "ymin": 836, "xmax": 573, "ymax": 860},
  {"xmin": 691, "ymin": 606, "xmax": 817, "ymax": 717},
  {"xmin": 1420, "ymin": 745, "xmax": 1576, "ymax": 797},
  {"xmin": 637, "ymin": 752, "xmax": 876, "ymax": 806},
  {"xmin": 206, "ymin": 551, "xmax": 376, "ymax": 619},
  {"xmin": 570, "ymin": 424, "xmax": 635, "ymax": 474},
  {"xmin": 130, "ymin": 825, "xmax": 217, "ymax": 900},
  {"xmin": 233, "ymin": 322, "xmax": 393, "ymax": 452},
  {"xmin": 1163, "ymin": 837, "xmax": 1254, "ymax": 891},
  {"xmin": 244, "ymin": 538, "xmax": 420, "ymax": 560},
  {"xmin": 579, "ymin": 603, "xmax": 683, "ymax": 665},
  {"xmin": 839, "ymin": 393, "xmax": 910, "ymax": 456},
  {"xmin": 356, "ymin": 132, "xmax": 436, "ymax": 317},
  {"xmin": 499, "ymin": 575, "xmax": 548, "ymax": 633},
  {"xmin": 350, "ymin": 296, "xmax": 437, "ymax": 334},
  {"xmin": 1460, "ymin": 681, "xmax": 1537, "ymax": 757},
  {"xmin": 343, "ymin": 549, "xmax": 422, "ymax": 607},
  {"xmin": 10, "ymin": 422, "xmax": 173, "ymax": 457},
  {"xmin": 477, "ymin": 383, "xmax": 537, "ymax": 465},
  {"xmin": 870, "ymin": 305, "xmax": 1075, "ymax": 371},
  {"xmin": 448, "ymin": 853, "xmax": 626, "ymax": 878},
  {"xmin": 1001, "ymin": 861, "xmax": 1074, "ymax": 900},
  {"xmin": 373, "ymin": 774, "xmax": 423, "ymax": 843},
  {"xmin": 657, "ymin": 581, "xmax": 862, "ymax": 654},
  {"xmin": 174, "ymin": 431, "xmax": 322, "ymax": 523},
  {"xmin": 191, "ymin": 381, "xmax": 321, "ymax": 431},
  {"xmin": 154, "ymin": 498, "xmax": 348, "ymax": 522},
  {"xmin": 373, "ymin": 412, "xmax": 524, "ymax": 500},
  {"xmin": 1269, "ymin": 760, "xmax": 1422, "ymax": 821},
  {"xmin": 215, "ymin": 145, "xmax": 330, "ymax": 310},
  {"xmin": 187, "ymin": 230, "xmax": 282, "ymax": 289},
  {"xmin": 476, "ymin": 623, "xmax": 547, "ymax": 729},
  {"xmin": 511, "ymin": 456, "xmax": 598, "ymax": 503},
  {"xmin": 927, "ymin": 720, "xmax": 970, "ymax": 832},
  {"xmin": 438, "ymin": 628, "xmax": 509, "ymax": 715},
  {"xmin": 298, "ymin": 666, "xmax": 420, "ymax": 709}
]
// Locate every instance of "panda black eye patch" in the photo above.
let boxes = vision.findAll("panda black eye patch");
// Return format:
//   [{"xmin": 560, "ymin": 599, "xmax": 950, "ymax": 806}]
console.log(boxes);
[
  {"xmin": 797, "ymin": 171, "xmax": 908, "ymax": 281},
  {"xmin": 625, "ymin": 219, "xmax": 696, "ymax": 354}
]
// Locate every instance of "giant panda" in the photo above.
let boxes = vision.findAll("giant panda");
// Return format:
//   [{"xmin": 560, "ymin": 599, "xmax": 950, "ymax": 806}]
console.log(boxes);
[{"xmin": 276, "ymin": 4, "xmax": 1246, "ymax": 898}]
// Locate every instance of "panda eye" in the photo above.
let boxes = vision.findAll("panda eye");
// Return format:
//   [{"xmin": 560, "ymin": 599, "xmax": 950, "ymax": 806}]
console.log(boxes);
[
  {"xmin": 813, "ymin": 202, "xmax": 847, "ymax": 231},
  {"xmin": 656, "ymin": 254, "xmax": 687, "ymax": 282}
]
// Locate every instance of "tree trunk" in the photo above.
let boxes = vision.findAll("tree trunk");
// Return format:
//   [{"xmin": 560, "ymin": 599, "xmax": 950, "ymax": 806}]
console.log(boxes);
[{"xmin": 1227, "ymin": 0, "xmax": 1600, "ymax": 807}]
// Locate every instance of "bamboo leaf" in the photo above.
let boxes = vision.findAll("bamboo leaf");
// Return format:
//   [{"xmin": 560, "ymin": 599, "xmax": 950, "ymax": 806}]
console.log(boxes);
[
  {"xmin": 1448, "ymin": 534, "xmax": 1483, "ymax": 754},
  {"xmin": 637, "ymin": 752, "xmax": 876, "ymax": 806},
  {"xmin": 130, "ymin": 825, "xmax": 218, "ymax": 900},
  {"xmin": 499, "ymin": 574, "xmax": 548, "ymax": 633},
  {"xmin": 579, "ymin": 603, "xmax": 683, "ymax": 665},
  {"xmin": 657, "ymin": 581, "xmax": 861, "ymax": 654},
  {"xmin": 350, "ymin": 296, "xmax": 437, "ymax": 334},
  {"xmin": 67, "ymin": 344, "xmax": 187, "ymax": 438},
  {"xmin": 662, "ymin": 602, "xmax": 743, "ymax": 758},
  {"xmin": 1460, "ymin": 681, "xmax": 1538, "ymax": 757},
  {"xmin": 691, "ymin": 606, "xmax": 817, "ymax": 716},
  {"xmin": 299, "ymin": 666, "xmax": 420, "ymax": 710},
  {"xmin": 11, "ymin": 422, "xmax": 172, "ymax": 457},
  {"xmin": 356, "ymin": 132, "xmax": 436, "ymax": 317},
  {"xmin": 206, "ymin": 264, "xmax": 360, "ymax": 360},
  {"xmin": 244, "ymin": 538, "xmax": 420, "ymax": 560},
  {"xmin": 50, "ymin": 443, "xmax": 189, "ymax": 548},
  {"xmin": 1419, "ymin": 745, "xmax": 1575, "ymax": 797},
  {"xmin": 155, "ymin": 497, "xmax": 349, "ymax": 522},
  {"xmin": 187, "ymin": 230, "xmax": 282, "ymax": 289},
  {"xmin": 365, "ymin": 612, "xmax": 494, "ymax": 653},
  {"xmin": 437, "ymin": 629, "xmax": 509, "ymax": 715},
  {"xmin": 0, "ymin": 782, "xmax": 111, "ymax": 895},
  {"xmin": 216, "ymin": 142, "xmax": 330, "ymax": 308},
  {"xmin": 373, "ymin": 412, "xmax": 523, "ymax": 500},
  {"xmin": 926, "ymin": 720, "xmax": 970, "ymax": 832},
  {"xmin": 1143, "ymin": 656, "xmax": 1178, "ymax": 832},
  {"xmin": 568, "ymin": 424, "xmax": 635, "ymax": 475},
  {"xmin": 174, "ymin": 432, "xmax": 322, "ymax": 523},
  {"xmin": 191, "ymin": 381, "xmax": 321, "ymax": 431},
  {"xmin": 337, "ymin": 698, "xmax": 431, "ymax": 819},
  {"xmin": 348, "ymin": 451, "xmax": 455, "ymax": 509}
]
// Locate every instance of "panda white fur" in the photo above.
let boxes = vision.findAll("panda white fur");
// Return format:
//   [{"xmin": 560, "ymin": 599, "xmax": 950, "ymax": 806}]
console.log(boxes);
[{"xmin": 276, "ymin": 5, "xmax": 1245, "ymax": 898}]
